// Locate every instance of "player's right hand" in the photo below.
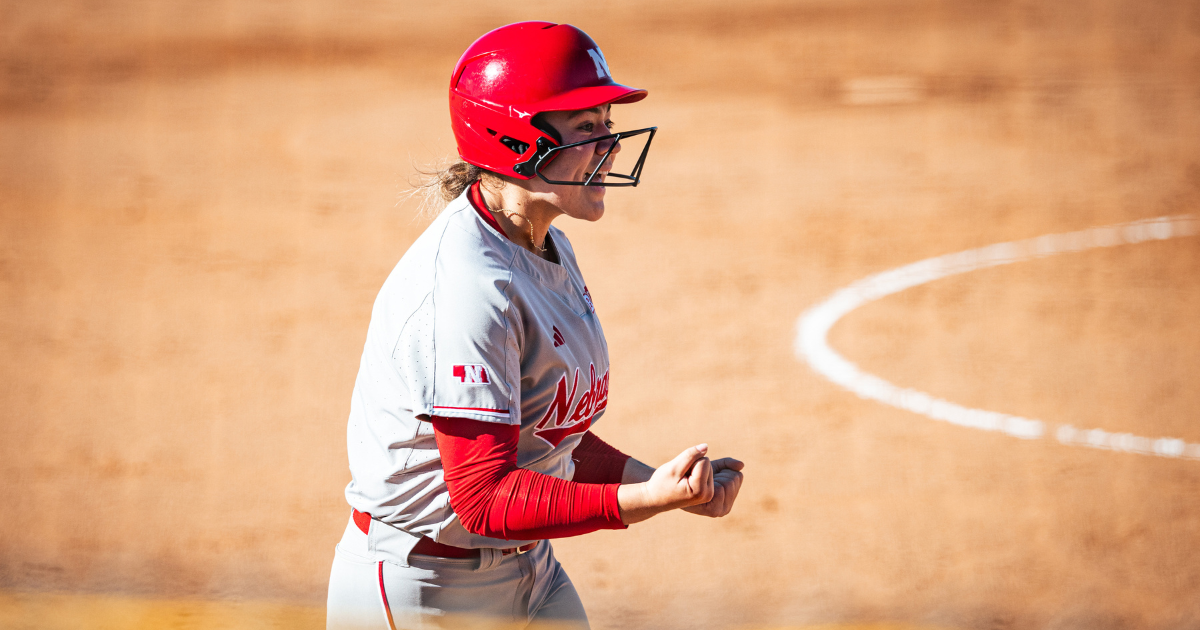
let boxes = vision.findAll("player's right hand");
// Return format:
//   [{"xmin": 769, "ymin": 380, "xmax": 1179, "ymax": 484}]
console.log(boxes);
[
  {"xmin": 682, "ymin": 457, "xmax": 744, "ymax": 518},
  {"xmin": 617, "ymin": 444, "xmax": 714, "ymax": 525}
]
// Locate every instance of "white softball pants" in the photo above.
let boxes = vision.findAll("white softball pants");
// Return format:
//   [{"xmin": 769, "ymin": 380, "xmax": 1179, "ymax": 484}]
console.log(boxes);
[{"xmin": 326, "ymin": 518, "xmax": 589, "ymax": 630}]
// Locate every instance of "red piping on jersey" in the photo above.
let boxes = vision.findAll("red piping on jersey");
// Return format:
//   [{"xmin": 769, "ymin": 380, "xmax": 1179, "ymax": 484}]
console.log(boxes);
[
  {"xmin": 378, "ymin": 561, "xmax": 397, "ymax": 630},
  {"xmin": 468, "ymin": 181, "xmax": 508, "ymax": 236},
  {"xmin": 431, "ymin": 415, "xmax": 625, "ymax": 540},
  {"xmin": 433, "ymin": 405, "xmax": 510, "ymax": 415}
]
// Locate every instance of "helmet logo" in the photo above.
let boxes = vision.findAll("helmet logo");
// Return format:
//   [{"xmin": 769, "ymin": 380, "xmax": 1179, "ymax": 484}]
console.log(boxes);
[{"xmin": 586, "ymin": 48, "xmax": 611, "ymax": 79}]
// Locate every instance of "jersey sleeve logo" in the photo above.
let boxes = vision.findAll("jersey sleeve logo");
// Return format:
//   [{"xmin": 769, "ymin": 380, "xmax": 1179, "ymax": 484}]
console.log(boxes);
[
  {"xmin": 533, "ymin": 363, "xmax": 609, "ymax": 448},
  {"xmin": 452, "ymin": 364, "xmax": 490, "ymax": 385}
]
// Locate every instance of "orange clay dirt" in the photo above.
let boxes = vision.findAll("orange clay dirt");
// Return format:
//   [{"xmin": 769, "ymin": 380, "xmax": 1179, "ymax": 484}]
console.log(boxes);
[{"xmin": 1, "ymin": 1, "xmax": 1199, "ymax": 629}]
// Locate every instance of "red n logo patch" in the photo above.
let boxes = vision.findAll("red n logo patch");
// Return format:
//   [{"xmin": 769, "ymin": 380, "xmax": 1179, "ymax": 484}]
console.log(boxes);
[{"xmin": 452, "ymin": 364, "xmax": 490, "ymax": 384}]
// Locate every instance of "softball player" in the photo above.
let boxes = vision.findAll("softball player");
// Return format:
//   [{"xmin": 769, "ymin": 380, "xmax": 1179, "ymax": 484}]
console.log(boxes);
[{"xmin": 326, "ymin": 22, "xmax": 745, "ymax": 630}]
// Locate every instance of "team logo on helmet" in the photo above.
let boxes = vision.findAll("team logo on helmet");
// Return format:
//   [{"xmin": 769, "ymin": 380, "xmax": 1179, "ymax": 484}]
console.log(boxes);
[{"xmin": 586, "ymin": 48, "xmax": 610, "ymax": 79}]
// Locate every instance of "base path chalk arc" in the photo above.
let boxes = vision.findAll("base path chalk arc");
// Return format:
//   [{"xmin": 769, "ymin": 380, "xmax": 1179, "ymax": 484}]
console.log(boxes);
[{"xmin": 794, "ymin": 215, "xmax": 1200, "ymax": 460}]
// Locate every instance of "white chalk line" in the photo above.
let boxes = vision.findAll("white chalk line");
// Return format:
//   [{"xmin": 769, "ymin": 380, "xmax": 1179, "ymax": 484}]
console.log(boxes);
[{"xmin": 794, "ymin": 215, "xmax": 1200, "ymax": 460}]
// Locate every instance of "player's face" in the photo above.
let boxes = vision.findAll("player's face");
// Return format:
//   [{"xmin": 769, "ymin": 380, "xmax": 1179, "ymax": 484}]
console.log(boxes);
[{"xmin": 532, "ymin": 106, "xmax": 621, "ymax": 222}]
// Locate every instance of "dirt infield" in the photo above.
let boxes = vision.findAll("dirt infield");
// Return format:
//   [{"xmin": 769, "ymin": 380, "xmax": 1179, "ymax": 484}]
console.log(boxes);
[
  {"xmin": 2, "ymin": 1, "xmax": 1199, "ymax": 628},
  {"xmin": 0, "ymin": 594, "xmax": 948, "ymax": 630}
]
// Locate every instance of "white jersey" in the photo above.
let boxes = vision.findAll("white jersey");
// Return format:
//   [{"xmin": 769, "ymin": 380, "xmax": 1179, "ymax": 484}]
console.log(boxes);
[{"xmin": 344, "ymin": 184, "xmax": 611, "ymax": 551}]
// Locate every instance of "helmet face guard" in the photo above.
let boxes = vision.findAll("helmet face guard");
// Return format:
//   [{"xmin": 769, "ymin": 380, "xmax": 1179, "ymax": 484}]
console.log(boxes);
[{"xmin": 512, "ymin": 126, "xmax": 657, "ymax": 186}]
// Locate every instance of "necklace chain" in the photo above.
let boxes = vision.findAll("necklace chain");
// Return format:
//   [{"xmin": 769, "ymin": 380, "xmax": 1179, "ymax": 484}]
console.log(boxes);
[{"xmin": 501, "ymin": 210, "xmax": 546, "ymax": 255}]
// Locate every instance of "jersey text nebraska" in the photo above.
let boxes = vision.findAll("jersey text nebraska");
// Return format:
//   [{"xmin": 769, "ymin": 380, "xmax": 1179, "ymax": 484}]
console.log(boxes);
[{"xmin": 534, "ymin": 363, "xmax": 610, "ymax": 447}]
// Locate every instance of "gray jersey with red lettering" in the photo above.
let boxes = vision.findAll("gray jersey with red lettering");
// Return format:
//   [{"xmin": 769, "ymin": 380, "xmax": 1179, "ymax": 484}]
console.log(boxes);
[{"xmin": 343, "ymin": 187, "xmax": 610, "ymax": 550}]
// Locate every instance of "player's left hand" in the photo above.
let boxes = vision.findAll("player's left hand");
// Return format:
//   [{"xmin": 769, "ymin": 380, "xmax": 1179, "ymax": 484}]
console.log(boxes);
[{"xmin": 682, "ymin": 457, "xmax": 744, "ymax": 518}]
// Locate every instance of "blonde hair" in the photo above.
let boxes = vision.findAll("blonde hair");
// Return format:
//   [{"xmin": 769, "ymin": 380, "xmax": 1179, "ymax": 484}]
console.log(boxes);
[{"xmin": 406, "ymin": 160, "xmax": 505, "ymax": 220}]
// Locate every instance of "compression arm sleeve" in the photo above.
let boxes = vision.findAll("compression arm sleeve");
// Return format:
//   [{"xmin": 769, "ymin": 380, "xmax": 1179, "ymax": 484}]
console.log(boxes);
[
  {"xmin": 571, "ymin": 431, "xmax": 632, "ymax": 485},
  {"xmin": 431, "ymin": 416, "xmax": 627, "ymax": 540}
]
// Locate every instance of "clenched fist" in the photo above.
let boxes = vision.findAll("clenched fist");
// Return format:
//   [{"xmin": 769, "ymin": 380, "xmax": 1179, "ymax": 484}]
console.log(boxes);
[
  {"xmin": 618, "ymin": 444, "xmax": 717, "ymax": 524},
  {"xmin": 682, "ymin": 457, "xmax": 744, "ymax": 518}
]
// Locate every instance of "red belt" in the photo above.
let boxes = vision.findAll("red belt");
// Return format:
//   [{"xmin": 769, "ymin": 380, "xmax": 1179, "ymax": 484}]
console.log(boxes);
[
  {"xmin": 412, "ymin": 536, "xmax": 538, "ymax": 558},
  {"xmin": 353, "ymin": 509, "xmax": 538, "ymax": 559}
]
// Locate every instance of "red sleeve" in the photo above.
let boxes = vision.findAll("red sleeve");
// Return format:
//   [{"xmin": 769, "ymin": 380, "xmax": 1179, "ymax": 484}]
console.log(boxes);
[
  {"xmin": 571, "ymin": 431, "xmax": 631, "ymax": 485},
  {"xmin": 431, "ymin": 416, "xmax": 627, "ymax": 540}
]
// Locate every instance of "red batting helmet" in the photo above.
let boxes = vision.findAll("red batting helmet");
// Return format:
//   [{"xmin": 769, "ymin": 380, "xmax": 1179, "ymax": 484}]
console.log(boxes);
[{"xmin": 449, "ymin": 22, "xmax": 652, "ymax": 183}]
